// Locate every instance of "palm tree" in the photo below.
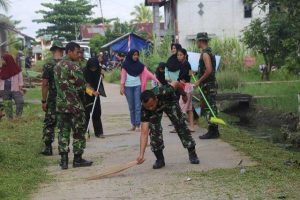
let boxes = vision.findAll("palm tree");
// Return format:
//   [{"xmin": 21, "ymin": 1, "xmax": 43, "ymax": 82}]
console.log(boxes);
[
  {"xmin": 130, "ymin": 3, "xmax": 153, "ymax": 24},
  {"xmin": 0, "ymin": 0, "xmax": 10, "ymax": 12}
]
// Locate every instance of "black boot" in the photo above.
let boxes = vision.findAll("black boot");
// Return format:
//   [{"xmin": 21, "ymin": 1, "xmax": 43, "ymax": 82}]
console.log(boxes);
[
  {"xmin": 41, "ymin": 142, "xmax": 53, "ymax": 156},
  {"xmin": 153, "ymin": 150, "xmax": 165, "ymax": 169},
  {"xmin": 199, "ymin": 125, "xmax": 220, "ymax": 139},
  {"xmin": 188, "ymin": 147, "xmax": 200, "ymax": 164},
  {"xmin": 60, "ymin": 153, "xmax": 68, "ymax": 170},
  {"xmin": 73, "ymin": 154, "xmax": 93, "ymax": 168}
]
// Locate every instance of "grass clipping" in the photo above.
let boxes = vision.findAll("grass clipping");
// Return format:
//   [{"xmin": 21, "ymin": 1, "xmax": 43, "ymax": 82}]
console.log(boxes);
[{"xmin": 87, "ymin": 161, "xmax": 138, "ymax": 180}]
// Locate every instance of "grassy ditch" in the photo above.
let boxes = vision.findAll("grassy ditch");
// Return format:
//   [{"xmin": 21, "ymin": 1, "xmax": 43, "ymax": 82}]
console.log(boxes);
[
  {"xmin": 0, "ymin": 100, "xmax": 48, "ymax": 199},
  {"xmin": 182, "ymin": 122, "xmax": 300, "ymax": 199}
]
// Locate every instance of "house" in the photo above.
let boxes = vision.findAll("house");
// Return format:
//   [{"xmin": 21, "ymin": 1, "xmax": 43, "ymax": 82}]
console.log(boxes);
[
  {"xmin": 80, "ymin": 24, "xmax": 105, "ymax": 41},
  {"xmin": 145, "ymin": 0, "xmax": 267, "ymax": 47},
  {"xmin": 0, "ymin": 17, "xmax": 35, "ymax": 55}
]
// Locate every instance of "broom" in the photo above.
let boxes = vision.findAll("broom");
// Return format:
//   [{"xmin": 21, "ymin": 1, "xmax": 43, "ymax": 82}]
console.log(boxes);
[
  {"xmin": 86, "ymin": 76, "xmax": 102, "ymax": 138},
  {"xmin": 192, "ymin": 75, "xmax": 226, "ymax": 126},
  {"xmin": 86, "ymin": 160, "xmax": 138, "ymax": 180}
]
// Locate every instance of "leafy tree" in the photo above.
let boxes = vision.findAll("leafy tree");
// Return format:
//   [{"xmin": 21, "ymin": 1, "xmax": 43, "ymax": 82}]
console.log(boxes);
[
  {"xmin": 243, "ymin": 0, "xmax": 300, "ymax": 75},
  {"xmin": 89, "ymin": 34, "xmax": 106, "ymax": 55},
  {"xmin": 33, "ymin": 0, "xmax": 95, "ymax": 41},
  {"xmin": 0, "ymin": 0, "xmax": 10, "ymax": 12},
  {"xmin": 130, "ymin": 3, "xmax": 153, "ymax": 23}
]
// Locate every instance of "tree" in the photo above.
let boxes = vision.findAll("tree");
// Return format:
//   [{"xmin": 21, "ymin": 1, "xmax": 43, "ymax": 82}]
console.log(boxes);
[
  {"xmin": 130, "ymin": 3, "xmax": 153, "ymax": 23},
  {"xmin": 89, "ymin": 18, "xmax": 136, "ymax": 54},
  {"xmin": 0, "ymin": 0, "xmax": 10, "ymax": 12},
  {"xmin": 89, "ymin": 34, "xmax": 106, "ymax": 55},
  {"xmin": 33, "ymin": 0, "xmax": 95, "ymax": 41},
  {"xmin": 243, "ymin": 0, "xmax": 300, "ymax": 75}
]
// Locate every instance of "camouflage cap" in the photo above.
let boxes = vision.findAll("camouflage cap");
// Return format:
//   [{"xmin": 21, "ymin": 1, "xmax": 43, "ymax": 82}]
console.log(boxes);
[
  {"xmin": 50, "ymin": 40, "xmax": 65, "ymax": 51},
  {"xmin": 196, "ymin": 32, "xmax": 210, "ymax": 41}
]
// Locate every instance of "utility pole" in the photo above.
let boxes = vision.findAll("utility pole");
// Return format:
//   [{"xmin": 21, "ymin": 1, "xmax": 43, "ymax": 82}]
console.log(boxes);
[
  {"xmin": 98, "ymin": 0, "xmax": 105, "ymax": 25},
  {"xmin": 153, "ymin": 4, "xmax": 160, "ymax": 46}
]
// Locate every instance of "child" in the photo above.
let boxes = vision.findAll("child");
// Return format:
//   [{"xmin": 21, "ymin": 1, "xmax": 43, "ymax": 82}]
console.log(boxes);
[
  {"xmin": 177, "ymin": 48, "xmax": 195, "ymax": 132},
  {"xmin": 154, "ymin": 62, "xmax": 168, "ymax": 87}
]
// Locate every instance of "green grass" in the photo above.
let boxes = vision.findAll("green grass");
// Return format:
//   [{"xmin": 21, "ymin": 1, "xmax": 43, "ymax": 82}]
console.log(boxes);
[
  {"xmin": 104, "ymin": 69, "xmax": 121, "ymax": 84},
  {"xmin": 24, "ymin": 88, "xmax": 41, "ymax": 101},
  {"xmin": 0, "ymin": 104, "xmax": 49, "ymax": 200},
  {"xmin": 217, "ymin": 68, "xmax": 300, "ymax": 113},
  {"xmin": 183, "ymin": 122, "xmax": 300, "ymax": 199}
]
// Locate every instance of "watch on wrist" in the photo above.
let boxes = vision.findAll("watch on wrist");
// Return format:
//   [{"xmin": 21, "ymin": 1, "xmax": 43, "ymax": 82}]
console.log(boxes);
[{"xmin": 41, "ymin": 100, "xmax": 46, "ymax": 104}]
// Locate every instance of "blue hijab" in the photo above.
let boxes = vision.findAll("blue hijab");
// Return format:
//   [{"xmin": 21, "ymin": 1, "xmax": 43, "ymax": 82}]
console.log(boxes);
[{"xmin": 122, "ymin": 49, "xmax": 144, "ymax": 77}]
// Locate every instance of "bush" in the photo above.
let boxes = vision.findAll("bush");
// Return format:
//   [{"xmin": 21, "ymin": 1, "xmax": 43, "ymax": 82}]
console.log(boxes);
[
  {"xmin": 217, "ymin": 70, "xmax": 240, "ymax": 91},
  {"xmin": 105, "ymin": 68, "xmax": 121, "ymax": 83}
]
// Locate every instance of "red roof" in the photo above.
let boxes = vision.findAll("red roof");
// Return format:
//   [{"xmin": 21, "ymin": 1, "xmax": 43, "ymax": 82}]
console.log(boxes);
[{"xmin": 80, "ymin": 25, "xmax": 105, "ymax": 40}]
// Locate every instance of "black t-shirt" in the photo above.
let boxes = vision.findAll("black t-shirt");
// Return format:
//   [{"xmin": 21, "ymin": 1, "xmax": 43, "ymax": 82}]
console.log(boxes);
[{"xmin": 178, "ymin": 61, "xmax": 191, "ymax": 83}]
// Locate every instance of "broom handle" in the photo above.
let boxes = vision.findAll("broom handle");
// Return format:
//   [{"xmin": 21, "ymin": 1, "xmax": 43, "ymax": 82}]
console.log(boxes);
[
  {"xmin": 192, "ymin": 75, "xmax": 217, "ymax": 118},
  {"xmin": 86, "ymin": 76, "xmax": 102, "ymax": 133}
]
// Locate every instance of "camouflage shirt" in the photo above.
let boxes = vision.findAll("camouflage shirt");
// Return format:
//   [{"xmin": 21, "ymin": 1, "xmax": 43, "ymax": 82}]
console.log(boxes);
[
  {"xmin": 42, "ymin": 59, "xmax": 60, "ymax": 102},
  {"xmin": 198, "ymin": 47, "xmax": 216, "ymax": 83},
  {"xmin": 141, "ymin": 85, "xmax": 178, "ymax": 122},
  {"xmin": 54, "ymin": 56, "xmax": 86, "ymax": 114},
  {"xmin": 78, "ymin": 59, "xmax": 87, "ymax": 70}
]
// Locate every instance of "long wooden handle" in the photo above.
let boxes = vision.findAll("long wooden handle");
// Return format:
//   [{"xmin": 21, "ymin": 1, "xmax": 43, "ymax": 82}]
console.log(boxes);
[{"xmin": 87, "ymin": 161, "xmax": 138, "ymax": 180}]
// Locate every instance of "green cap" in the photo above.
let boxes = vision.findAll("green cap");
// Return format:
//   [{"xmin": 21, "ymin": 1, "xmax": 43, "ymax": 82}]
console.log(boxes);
[
  {"xmin": 196, "ymin": 32, "xmax": 210, "ymax": 41},
  {"xmin": 50, "ymin": 41, "xmax": 65, "ymax": 51}
]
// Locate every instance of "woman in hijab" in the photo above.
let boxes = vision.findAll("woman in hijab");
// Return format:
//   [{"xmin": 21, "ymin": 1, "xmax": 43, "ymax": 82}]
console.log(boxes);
[
  {"xmin": 120, "ymin": 49, "xmax": 159, "ymax": 131},
  {"xmin": 84, "ymin": 57, "xmax": 106, "ymax": 138},
  {"xmin": 0, "ymin": 53, "xmax": 24, "ymax": 119},
  {"xmin": 165, "ymin": 43, "xmax": 182, "ymax": 81}
]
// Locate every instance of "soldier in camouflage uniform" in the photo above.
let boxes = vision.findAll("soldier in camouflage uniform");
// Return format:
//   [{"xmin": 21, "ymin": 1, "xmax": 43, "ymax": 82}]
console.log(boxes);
[
  {"xmin": 54, "ymin": 42, "xmax": 97, "ymax": 170},
  {"xmin": 78, "ymin": 47, "xmax": 87, "ymax": 69},
  {"xmin": 136, "ymin": 83, "xmax": 199, "ymax": 169},
  {"xmin": 41, "ymin": 41, "xmax": 65, "ymax": 156},
  {"xmin": 194, "ymin": 32, "xmax": 220, "ymax": 139}
]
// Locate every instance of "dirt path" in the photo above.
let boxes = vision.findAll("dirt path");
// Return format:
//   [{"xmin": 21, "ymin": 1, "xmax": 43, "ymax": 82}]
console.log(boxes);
[{"xmin": 32, "ymin": 83, "xmax": 255, "ymax": 200}]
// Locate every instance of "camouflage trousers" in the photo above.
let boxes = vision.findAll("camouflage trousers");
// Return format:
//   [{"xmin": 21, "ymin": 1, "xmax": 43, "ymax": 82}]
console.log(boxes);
[
  {"xmin": 57, "ymin": 112, "xmax": 86, "ymax": 155},
  {"xmin": 200, "ymin": 82, "xmax": 218, "ymax": 127},
  {"xmin": 42, "ymin": 100, "xmax": 56, "ymax": 144},
  {"xmin": 149, "ymin": 101, "xmax": 196, "ymax": 152}
]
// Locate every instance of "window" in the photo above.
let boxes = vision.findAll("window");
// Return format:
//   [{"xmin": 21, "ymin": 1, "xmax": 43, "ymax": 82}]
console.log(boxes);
[{"xmin": 244, "ymin": 4, "xmax": 252, "ymax": 18}]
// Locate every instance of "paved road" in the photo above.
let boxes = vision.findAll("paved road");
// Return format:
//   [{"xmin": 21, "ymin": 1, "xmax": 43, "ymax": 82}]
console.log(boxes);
[{"xmin": 32, "ymin": 83, "xmax": 254, "ymax": 200}]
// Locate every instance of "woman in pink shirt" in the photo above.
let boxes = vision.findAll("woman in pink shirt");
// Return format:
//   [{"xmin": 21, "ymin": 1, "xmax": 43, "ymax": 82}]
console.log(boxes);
[
  {"xmin": 0, "ymin": 53, "xmax": 24, "ymax": 119},
  {"xmin": 120, "ymin": 49, "xmax": 159, "ymax": 131}
]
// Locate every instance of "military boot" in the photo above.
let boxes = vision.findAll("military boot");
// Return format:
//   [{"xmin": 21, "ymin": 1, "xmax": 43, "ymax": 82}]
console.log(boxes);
[
  {"xmin": 153, "ymin": 150, "xmax": 165, "ymax": 169},
  {"xmin": 41, "ymin": 142, "xmax": 53, "ymax": 156},
  {"xmin": 60, "ymin": 153, "xmax": 68, "ymax": 170},
  {"xmin": 188, "ymin": 147, "xmax": 200, "ymax": 164},
  {"xmin": 199, "ymin": 125, "xmax": 220, "ymax": 139},
  {"xmin": 73, "ymin": 154, "xmax": 93, "ymax": 168}
]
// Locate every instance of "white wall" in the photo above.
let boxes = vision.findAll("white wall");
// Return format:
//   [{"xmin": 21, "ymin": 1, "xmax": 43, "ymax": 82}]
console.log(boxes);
[{"xmin": 176, "ymin": 0, "xmax": 267, "ymax": 48}]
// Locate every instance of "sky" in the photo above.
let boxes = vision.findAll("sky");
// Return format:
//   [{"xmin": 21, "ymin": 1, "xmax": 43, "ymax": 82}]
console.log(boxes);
[{"xmin": 5, "ymin": 0, "xmax": 145, "ymax": 37}]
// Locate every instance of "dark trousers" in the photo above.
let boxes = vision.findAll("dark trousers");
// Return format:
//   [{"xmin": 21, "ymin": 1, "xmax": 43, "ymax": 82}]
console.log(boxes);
[
  {"xmin": 85, "ymin": 97, "xmax": 103, "ymax": 136},
  {"xmin": 0, "ymin": 90, "xmax": 24, "ymax": 119},
  {"xmin": 149, "ymin": 101, "xmax": 196, "ymax": 152}
]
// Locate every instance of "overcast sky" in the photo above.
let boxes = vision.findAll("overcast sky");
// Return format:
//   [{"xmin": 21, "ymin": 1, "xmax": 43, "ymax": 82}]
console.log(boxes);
[{"xmin": 5, "ymin": 0, "xmax": 145, "ymax": 37}]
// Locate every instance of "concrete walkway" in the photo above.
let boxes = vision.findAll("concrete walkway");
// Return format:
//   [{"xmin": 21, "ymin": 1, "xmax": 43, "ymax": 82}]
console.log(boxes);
[{"xmin": 32, "ymin": 83, "xmax": 254, "ymax": 200}]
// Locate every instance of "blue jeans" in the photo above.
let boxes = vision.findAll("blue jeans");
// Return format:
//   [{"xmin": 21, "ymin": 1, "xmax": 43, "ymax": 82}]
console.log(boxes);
[{"xmin": 125, "ymin": 85, "xmax": 141, "ymax": 127}]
